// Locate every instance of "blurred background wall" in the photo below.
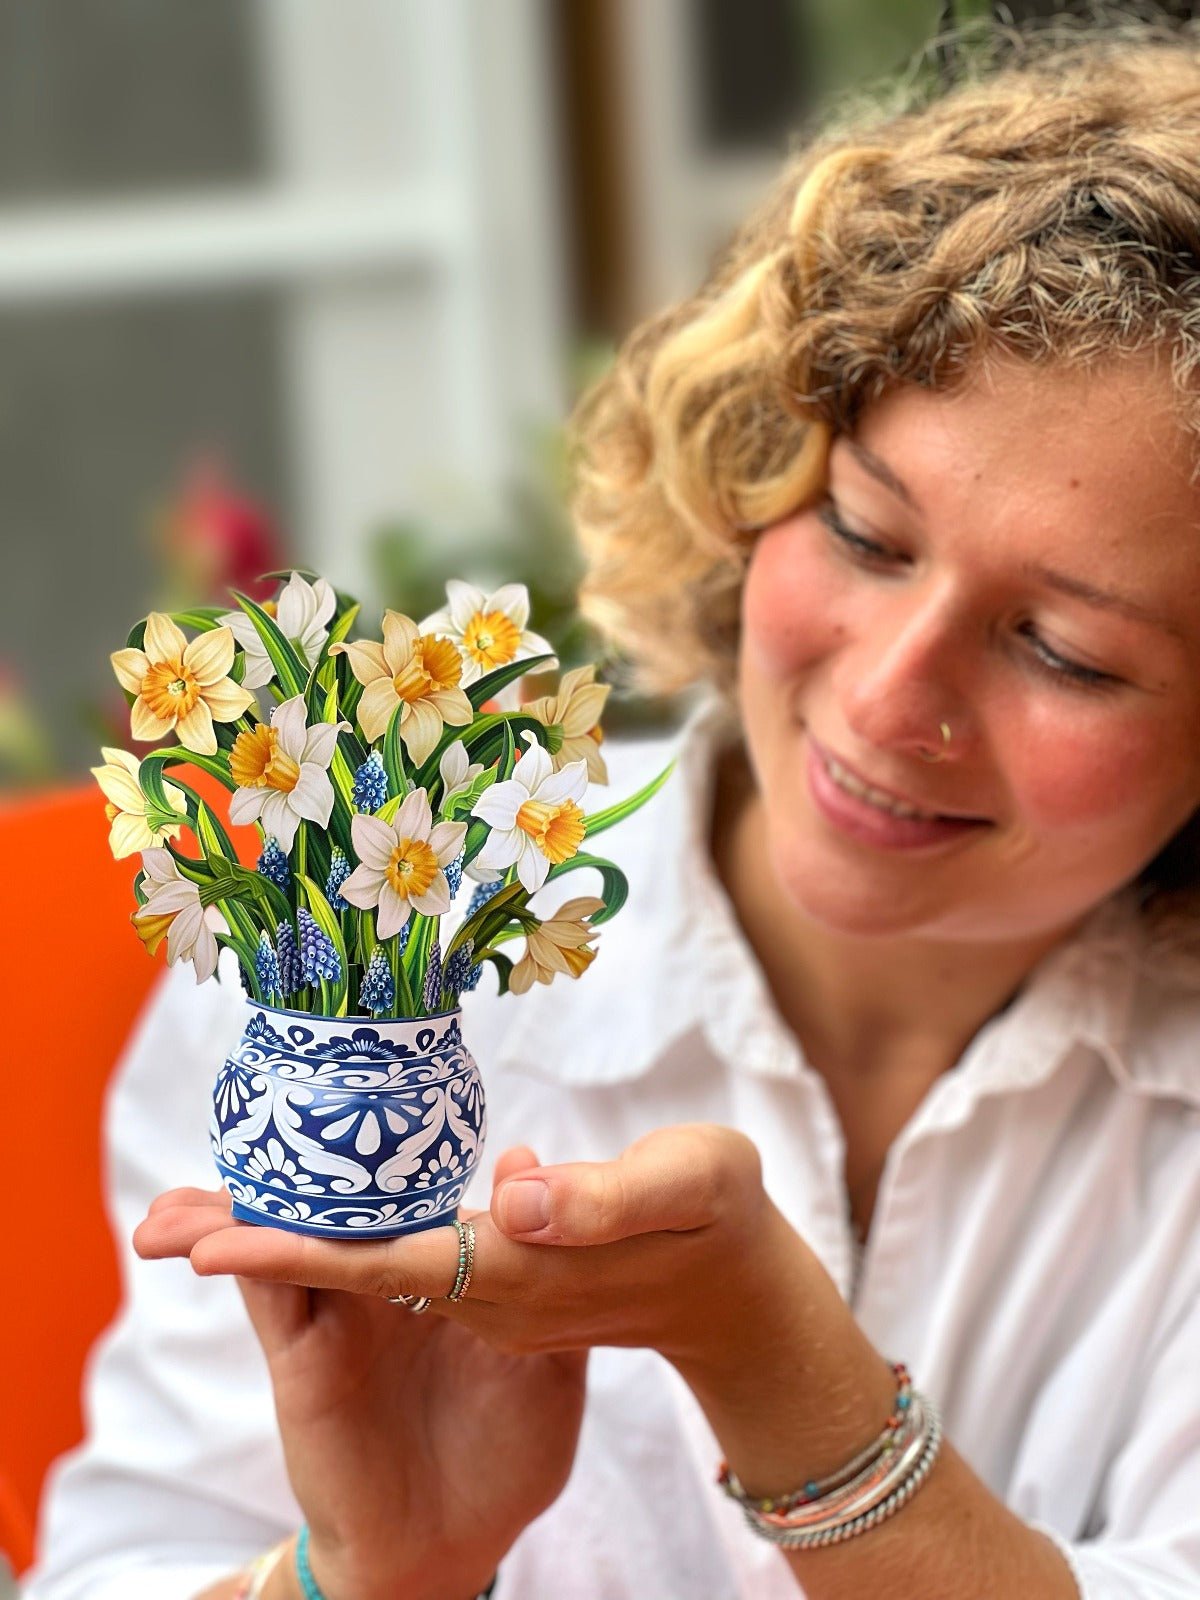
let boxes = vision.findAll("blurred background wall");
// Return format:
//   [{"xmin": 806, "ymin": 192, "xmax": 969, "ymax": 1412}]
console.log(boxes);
[{"xmin": 0, "ymin": 0, "xmax": 1192, "ymax": 787}]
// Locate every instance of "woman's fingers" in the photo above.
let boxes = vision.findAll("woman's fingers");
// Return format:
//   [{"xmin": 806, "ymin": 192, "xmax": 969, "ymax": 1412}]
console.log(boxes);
[
  {"xmin": 134, "ymin": 1202, "xmax": 242, "ymax": 1259},
  {"xmin": 491, "ymin": 1145, "xmax": 542, "ymax": 1188},
  {"xmin": 491, "ymin": 1124, "xmax": 763, "ymax": 1246},
  {"xmin": 188, "ymin": 1211, "xmax": 483, "ymax": 1303},
  {"xmin": 145, "ymin": 1186, "xmax": 232, "ymax": 1217}
]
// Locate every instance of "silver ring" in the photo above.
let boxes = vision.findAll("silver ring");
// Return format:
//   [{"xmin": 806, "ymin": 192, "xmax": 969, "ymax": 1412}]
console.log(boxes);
[
  {"xmin": 388, "ymin": 1293, "xmax": 433, "ymax": 1314},
  {"xmin": 446, "ymin": 1219, "xmax": 476, "ymax": 1304}
]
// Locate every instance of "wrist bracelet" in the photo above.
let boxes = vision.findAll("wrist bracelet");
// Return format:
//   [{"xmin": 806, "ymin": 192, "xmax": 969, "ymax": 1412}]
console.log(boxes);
[
  {"xmin": 232, "ymin": 1537, "xmax": 289, "ymax": 1600},
  {"xmin": 295, "ymin": 1525, "xmax": 497, "ymax": 1600},
  {"xmin": 716, "ymin": 1361, "xmax": 943, "ymax": 1550}
]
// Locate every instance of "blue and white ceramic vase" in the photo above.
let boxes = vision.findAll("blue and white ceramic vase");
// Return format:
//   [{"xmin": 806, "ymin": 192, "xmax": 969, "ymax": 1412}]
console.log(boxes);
[{"xmin": 210, "ymin": 1001, "xmax": 486, "ymax": 1239}]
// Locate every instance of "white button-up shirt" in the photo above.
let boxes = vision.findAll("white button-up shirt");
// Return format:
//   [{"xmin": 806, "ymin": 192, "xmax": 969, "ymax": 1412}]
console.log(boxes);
[{"xmin": 27, "ymin": 703, "xmax": 1200, "ymax": 1599}]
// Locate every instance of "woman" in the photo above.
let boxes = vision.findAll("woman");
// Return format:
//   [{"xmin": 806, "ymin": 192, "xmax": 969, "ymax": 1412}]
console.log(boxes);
[{"xmin": 29, "ymin": 19, "xmax": 1200, "ymax": 1600}]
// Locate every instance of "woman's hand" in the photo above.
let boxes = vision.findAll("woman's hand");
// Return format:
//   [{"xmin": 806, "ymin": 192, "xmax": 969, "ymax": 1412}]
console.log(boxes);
[
  {"xmin": 134, "ymin": 1147, "xmax": 587, "ymax": 1600},
  {"xmin": 144, "ymin": 1125, "xmax": 837, "ymax": 1385}
]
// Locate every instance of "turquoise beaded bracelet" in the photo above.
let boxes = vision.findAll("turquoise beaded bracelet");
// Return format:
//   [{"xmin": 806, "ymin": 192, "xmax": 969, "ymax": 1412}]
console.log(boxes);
[{"xmin": 295, "ymin": 1526, "xmax": 497, "ymax": 1600}]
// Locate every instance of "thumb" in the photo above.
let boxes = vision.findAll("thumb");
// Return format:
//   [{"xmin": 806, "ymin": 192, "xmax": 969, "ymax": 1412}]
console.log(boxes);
[{"xmin": 492, "ymin": 1125, "xmax": 761, "ymax": 1246}]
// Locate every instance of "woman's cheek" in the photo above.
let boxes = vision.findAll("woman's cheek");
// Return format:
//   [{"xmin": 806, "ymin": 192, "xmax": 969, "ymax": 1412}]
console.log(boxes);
[
  {"xmin": 742, "ymin": 518, "xmax": 843, "ymax": 678},
  {"xmin": 1003, "ymin": 705, "xmax": 1168, "ymax": 835}
]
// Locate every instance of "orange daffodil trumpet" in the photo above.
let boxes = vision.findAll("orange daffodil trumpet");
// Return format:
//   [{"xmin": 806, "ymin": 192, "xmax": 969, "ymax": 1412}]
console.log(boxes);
[
  {"xmin": 333, "ymin": 609, "xmax": 472, "ymax": 762},
  {"xmin": 111, "ymin": 612, "xmax": 254, "ymax": 755},
  {"xmin": 420, "ymin": 580, "xmax": 556, "ymax": 686},
  {"xmin": 101, "ymin": 568, "xmax": 672, "ymax": 1015}
]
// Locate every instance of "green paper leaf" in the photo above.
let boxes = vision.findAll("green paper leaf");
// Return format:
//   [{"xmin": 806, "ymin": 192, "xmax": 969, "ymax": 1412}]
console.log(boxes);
[
  {"xmin": 468, "ymin": 651, "xmax": 556, "ymax": 710},
  {"xmin": 229, "ymin": 590, "xmax": 308, "ymax": 698},
  {"xmin": 440, "ymin": 763, "xmax": 497, "ymax": 821},
  {"xmin": 382, "ymin": 700, "xmax": 412, "ymax": 800},
  {"xmin": 583, "ymin": 759, "xmax": 674, "ymax": 840},
  {"xmin": 295, "ymin": 873, "xmax": 350, "ymax": 1016},
  {"xmin": 476, "ymin": 948, "xmax": 513, "ymax": 996},
  {"xmin": 544, "ymin": 852, "xmax": 629, "ymax": 925}
]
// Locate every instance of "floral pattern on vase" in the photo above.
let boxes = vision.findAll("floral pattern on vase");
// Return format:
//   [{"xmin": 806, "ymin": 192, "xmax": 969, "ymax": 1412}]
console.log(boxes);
[{"xmin": 211, "ymin": 1001, "xmax": 485, "ymax": 1238}]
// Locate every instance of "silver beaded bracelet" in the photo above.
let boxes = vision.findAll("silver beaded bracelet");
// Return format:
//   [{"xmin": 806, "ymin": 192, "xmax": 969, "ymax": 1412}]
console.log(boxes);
[{"xmin": 732, "ymin": 1389, "xmax": 943, "ymax": 1550}]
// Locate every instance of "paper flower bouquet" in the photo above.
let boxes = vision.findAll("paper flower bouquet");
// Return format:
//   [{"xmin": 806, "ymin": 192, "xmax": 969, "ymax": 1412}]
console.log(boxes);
[{"xmin": 98, "ymin": 571, "xmax": 669, "ymax": 1237}]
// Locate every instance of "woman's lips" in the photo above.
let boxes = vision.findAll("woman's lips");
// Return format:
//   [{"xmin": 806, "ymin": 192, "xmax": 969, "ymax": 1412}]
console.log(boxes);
[{"xmin": 805, "ymin": 737, "xmax": 991, "ymax": 852}]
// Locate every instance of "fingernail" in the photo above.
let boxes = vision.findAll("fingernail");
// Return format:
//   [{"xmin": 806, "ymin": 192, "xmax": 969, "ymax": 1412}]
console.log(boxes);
[{"xmin": 501, "ymin": 1179, "xmax": 551, "ymax": 1234}]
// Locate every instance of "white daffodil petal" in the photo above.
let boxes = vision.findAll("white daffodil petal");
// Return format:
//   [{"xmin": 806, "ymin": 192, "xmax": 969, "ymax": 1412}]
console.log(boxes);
[
  {"xmin": 513, "ymin": 736, "xmax": 554, "ymax": 793},
  {"xmin": 533, "ymin": 761, "xmax": 590, "ymax": 807},
  {"xmin": 472, "ymin": 827, "xmax": 521, "ymax": 871},
  {"xmin": 472, "ymin": 780, "xmax": 522, "ymax": 831},
  {"xmin": 129, "ymin": 699, "xmax": 173, "ymax": 744},
  {"xmin": 175, "ymin": 700, "xmax": 217, "ymax": 756},
  {"xmin": 339, "ymin": 864, "xmax": 384, "ymax": 911},
  {"xmin": 358, "ymin": 678, "xmax": 399, "ymax": 744},
  {"xmin": 109, "ymin": 812, "xmax": 152, "ymax": 859},
  {"xmin": 400, "ymin": 699, "xmax": 442, "ymax": 765},
  {"xmin": 229, "ymin": 786, "xmax": 268, "ymax": 826},
  {"xmin": 411, "ymin": 875, "xmax": 451, "ymax": 917},
  {"xmin": 260, "ymin": 791, "xmax": 299, "ymax": 853},
  {"xmin": 271, "ymin": 695, "xmax": 310, "ymax": 762},
  {"xmin": 486, "ymin": 583, "xmax": 530, "ymax": 630},
  {"xmin": 92, "ymin": 761, "xmax": 144, "ymax": 813},
  {"xmin": 290, "ymin": 765, "xmax": 335, "ymax": 827},
  {"xmin": 444, "ymin": 579, "xmax": 486, "ymax": 633},
  {"xmin": 392, "ymin": 786, "xmax": 432, "ymax": 842},
  {"xmin": 110, "ymin": 648, "xmax": 149, "ymax": 695},
  {"xmin": 183, "ymin": 626, "xmax": 235, "ymax": 687},
  {"xmin": 144, "ymin": 612, "xmax": 188, "ymax": 666},
  {"xmin": 274, "ymin": 573, "xmax": 311, "ymax": 637},
  {"xmin": 300, "ymin": 719, "xmax": 347, "ymax": 770},
  {"xmin": 192, "ymin": 922, "xmax": 220, "ymax": 983},
  {"xmin": 376, "ymin": 881, "xmax": 412, "ymax": 940},
  {"xmin": 516, "ymin": 843, "xmax": 551, "ymax": 894},
  {"xmin": 429, "ymin": 819, "xmax": 467, "ymax": 864},
  {"xmin": 140, "ymin": 847, "xmax": 178, "ymax": 883},
  {"xmin": 439, "ymin": 740, "xmax": 470, "ymax": 793},
  {"xmin": 351, "ymin": 813, "xmax": 398, "ymax": 871}
]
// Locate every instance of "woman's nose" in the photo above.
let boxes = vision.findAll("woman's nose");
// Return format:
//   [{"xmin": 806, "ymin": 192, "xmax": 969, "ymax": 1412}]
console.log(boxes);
[{"xmin": 834, "ymin": 592, "xmax": 971, "ymax": 762}]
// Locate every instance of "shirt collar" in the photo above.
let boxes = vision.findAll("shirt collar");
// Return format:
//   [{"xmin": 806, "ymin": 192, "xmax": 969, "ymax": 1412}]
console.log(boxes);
[{"xmin": 491, "ymin": 699, "xmax": 1200, "ymax": 1112}]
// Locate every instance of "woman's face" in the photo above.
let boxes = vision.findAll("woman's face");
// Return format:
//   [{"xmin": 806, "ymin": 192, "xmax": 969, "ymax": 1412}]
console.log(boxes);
[{"xmin": 736, "ymin": 358, "xmax": 1200, "ymax": 943}]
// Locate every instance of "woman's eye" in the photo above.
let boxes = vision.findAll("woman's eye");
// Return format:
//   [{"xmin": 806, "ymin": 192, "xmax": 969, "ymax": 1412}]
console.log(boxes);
[
  {"xmin": 817, "ymin": 503, "xmax": 901, "ymax": 565},
  {"xmin": 1017, "ymin": 625, "xmax": 1120, "ymax": 692}
]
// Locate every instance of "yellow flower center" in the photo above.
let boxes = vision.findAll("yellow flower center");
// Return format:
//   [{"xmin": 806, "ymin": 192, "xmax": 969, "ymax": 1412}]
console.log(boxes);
[
  {"xmin": 392, "ymin": 634, "xmax": 464, "ymax": 703},
  {"xmin": 587, "ymin": 723, "xmax": 604, "ymax": 746},
  {"xmin": 142, "ymin": 658, "xmax": 200, "ymax": 722},
  {"xmin": 515, "ymin": 797, "xmax": 586, "ymax": 864},
  {"xmin": 263, "ymin": 599, "xmax": 279, "ymax": 618},
  {"xmin": 462, "ymin": 609, "xmax": 522, "ymax": 670},
  {"xmin": 385, "ymin": 836, "xmax": 441, "ymax": 900},
  {"xmin": 103, "ymin": 801, "xmax": 119, "ymax": 823},
  {"xmin": 229, "ymin": 724, "xmax": 301, "ymax": 793}
]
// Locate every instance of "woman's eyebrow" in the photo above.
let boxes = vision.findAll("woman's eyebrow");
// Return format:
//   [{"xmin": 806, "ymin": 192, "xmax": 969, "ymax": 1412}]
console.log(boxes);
[
  {"xmin": 1020, "ymin": 561, "xmax": 1185, "ymax": 640},
  {"xmin": 843, "ymin": 440, "xmax": 923, "ymax": 513}
]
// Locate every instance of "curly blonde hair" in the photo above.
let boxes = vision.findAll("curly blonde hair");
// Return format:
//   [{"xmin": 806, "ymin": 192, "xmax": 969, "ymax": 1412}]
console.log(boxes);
[{"xmin": 570, "ymin": 13, "xmax": 1200, "ymax": 709}]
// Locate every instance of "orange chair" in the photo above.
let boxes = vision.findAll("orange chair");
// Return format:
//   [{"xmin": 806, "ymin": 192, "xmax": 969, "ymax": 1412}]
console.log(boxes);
[{"xmin": 0, "ymin": 771, "xmax": 258, "ymax": 1575}]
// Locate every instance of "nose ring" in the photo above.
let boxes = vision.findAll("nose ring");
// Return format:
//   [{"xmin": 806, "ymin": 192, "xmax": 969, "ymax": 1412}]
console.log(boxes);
[{"xmin": 919, "ymin": 721, "xmax": 953, "ymax": 763}]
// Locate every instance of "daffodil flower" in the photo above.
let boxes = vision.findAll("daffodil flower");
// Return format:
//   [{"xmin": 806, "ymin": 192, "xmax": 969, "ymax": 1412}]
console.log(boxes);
[
  {"xmin": 339, "ymin": 788, "xmax": 467, "ymax": 939},
  {"xmin": 219, "ymin": 572, "xmax": 337, "ymax": 690},
  {"xmin": 132, "ymin": 848, "xmax": 225, "ymax": 983},
  {"xmin": 525, "ymin": 664, "xmax": 611, "ymax": 785},
  {"xmin": 227, "ymin": 696, "xmax": 348, "ymax": 853},
  {"xmin": 111, "ymin": 614, "xmax": 254, "ymax": 755},
  {"xmin": 509, "ymin": 895, "xmax": 605, "ymax": 994},
  {"xmin": 421, "ymin": 580, "xmax": 557, "ymax": 687},
  {"xmin": 437, "ymin": 739, "xmax": 484, "ymax": 815},
  {"xmin": 333, "ymin": 610, "xmax": 473, "ymax": 762},
  {"xmin": 471, "ymin": 732, "xmax": 588, "ymax": 893},
  {"xmin": 91, "ymin": 747, "xmax": 188, "ymax": 859}
]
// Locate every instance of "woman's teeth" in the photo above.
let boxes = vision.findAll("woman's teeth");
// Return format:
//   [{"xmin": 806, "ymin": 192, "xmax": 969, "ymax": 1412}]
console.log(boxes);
[{"xmin": 823, "ymin": 754, "xmax": 938, "ymax": 821}]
